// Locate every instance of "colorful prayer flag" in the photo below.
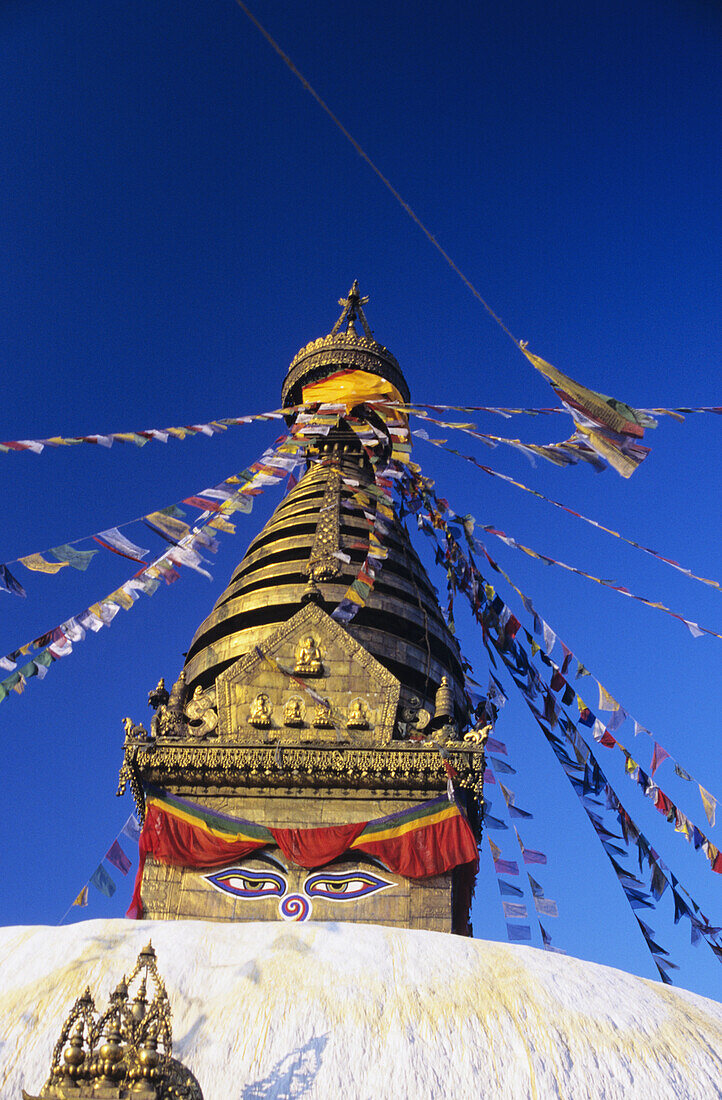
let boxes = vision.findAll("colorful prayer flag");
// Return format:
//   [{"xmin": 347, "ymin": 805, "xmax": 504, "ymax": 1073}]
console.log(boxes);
[
  {"xmin": 699, "ymin": 786, "xmax": 717, "ymax": 828},
  {"xmin": 49, "ymin": 545, "xmax": 98, "ymax": 571},
  {"xmin": 106, "ymin": 840, "xmax": 131, "ymax": 876},
  {"xmin": 121, "ymin": 815, "xmax": 141, "ymax": 843},
  {"xmin": 89, "ymin": 864, "xmax": 116, "ymax": 898},
  {"xmin": 72, "ymin": 886, "xmax": 88, "ymax": 908},
  {"xmin": 506, "ymin": 923, "xmax": 532, "ymax": 941},
  {"xmin": 18, "ymin": 553, "xmax": 69, "ymax": 574}
]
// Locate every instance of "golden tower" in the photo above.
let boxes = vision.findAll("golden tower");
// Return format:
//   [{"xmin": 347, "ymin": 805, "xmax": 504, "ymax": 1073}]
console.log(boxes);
[{"xmin": 119, "ymin": 284, "xmax": 484, "ymax": 933}]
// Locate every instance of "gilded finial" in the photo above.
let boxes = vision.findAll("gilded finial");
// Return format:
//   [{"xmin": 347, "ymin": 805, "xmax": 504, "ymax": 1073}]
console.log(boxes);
[{"xmin": 331, "ymin": 279, "xmax": 373, "ymax": 339}]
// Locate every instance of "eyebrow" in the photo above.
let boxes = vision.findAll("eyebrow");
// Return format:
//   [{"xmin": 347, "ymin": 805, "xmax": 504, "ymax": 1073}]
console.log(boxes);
[{"xmin": 244, "ymin": 850, "xmax": 288, "ymax": 873}]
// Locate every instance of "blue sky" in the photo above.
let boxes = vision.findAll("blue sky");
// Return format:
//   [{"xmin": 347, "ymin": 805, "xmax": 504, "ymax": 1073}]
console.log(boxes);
[{"xmin": 1, "ymin": 0, "xmax": 721, "ymax": 1000}]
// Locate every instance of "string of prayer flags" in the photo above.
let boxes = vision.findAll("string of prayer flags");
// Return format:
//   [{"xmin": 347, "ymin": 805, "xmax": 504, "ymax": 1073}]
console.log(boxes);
[
  {"xmin": 0, "ymin": 436, "xmax": 304, "ymax": 695},
  {"xmin": 2, "ymin": 397, "xmax": 722, "ymax": 459},
  {"xmin": 467, "ymin": 527, "xmax": 722, "ymax": 837},
  {"xmin": 403, "ymin": 468, "xmax": 722, "ymax": 980},
  {"xmin": 519, "ymin": 345, "xmax": 656, "ymax": 477},
  {"xmin": 480, "ymin": 522, "xmax": 722, "ymax": 643},
  {"xmin": 60, "ymin": 816, "xmax": 140, "ymax": 924},
  {"xmin": 412, "ymin": 434, "xmax": 722, "ymax": 597}
]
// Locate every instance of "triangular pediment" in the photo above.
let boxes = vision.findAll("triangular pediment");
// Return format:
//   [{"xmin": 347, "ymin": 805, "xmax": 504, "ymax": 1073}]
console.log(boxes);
[{"xmin": 216, "ymin": 603, "xmax": 400, "ymax": 744}]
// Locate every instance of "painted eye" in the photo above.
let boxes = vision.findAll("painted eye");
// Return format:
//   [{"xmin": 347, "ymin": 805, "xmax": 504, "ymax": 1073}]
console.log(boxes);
[
  {"xmin": 205, "ymin": 868, "xmax": 285, "ymax": 899},
  {"xmin": 304, "ymin": 869, "xmax": 393, "ymax": 900}
]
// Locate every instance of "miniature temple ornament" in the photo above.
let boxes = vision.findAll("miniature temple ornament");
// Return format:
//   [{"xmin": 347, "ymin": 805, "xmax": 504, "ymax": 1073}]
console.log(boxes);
[
  {"xmin": 118, "ymin": 284, "xmax": 485, "ymax": 934},
  {"xmin": 22, "ymin": 943, "xmax": 203, "ymax": 1100}
]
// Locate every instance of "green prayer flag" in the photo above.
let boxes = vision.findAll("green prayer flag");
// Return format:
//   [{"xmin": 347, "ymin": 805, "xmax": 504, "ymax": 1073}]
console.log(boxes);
[{"xmin": 50, "ymin": 544, "xmax": 98, "ymax": 571}]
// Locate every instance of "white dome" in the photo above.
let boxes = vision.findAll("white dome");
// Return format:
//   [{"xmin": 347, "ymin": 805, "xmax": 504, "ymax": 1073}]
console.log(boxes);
[{"xmin": 2, "ymin": 919, "xmax": 721, "ymax": 1099}]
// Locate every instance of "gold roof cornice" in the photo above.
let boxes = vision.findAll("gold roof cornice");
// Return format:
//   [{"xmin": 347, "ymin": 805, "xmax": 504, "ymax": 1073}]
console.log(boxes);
[{"xmin": 119, "ymin": 741, "xmax": 485, "ymax": 821}]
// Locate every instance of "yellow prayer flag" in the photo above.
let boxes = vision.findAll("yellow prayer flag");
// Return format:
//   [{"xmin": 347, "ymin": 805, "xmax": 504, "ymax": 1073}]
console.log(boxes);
[
  {"xmin": 488, "ymin": 838, "xmax": 502, "ymax": 861},
  {"xmin": 108, "ymin": 587, "xmax": 134, "ymax": 611},
  {"xmin": 303, "ymin": 369, "xmax": 406, "ymax": 417},
  {"xmin": 19, "ymin": 553, "xmax": 69, "ymax": 574},
  {"xmin": 699, "ymin": 786, "xmax": 717, "ymax": 828},
  {"xmin": 208, "ymin": 516, "xmax": 236, "ymax": 533},
  {"xmin": 73, "ymin": 885, "xmax": 88, "ymax": 907},
  {"xmin": 625, "ymin": 755, "xmax": 638, "ymax": 775},
  {"xmin": 597, "ymin": 684, "xmax": 619, "ymax": 712}
]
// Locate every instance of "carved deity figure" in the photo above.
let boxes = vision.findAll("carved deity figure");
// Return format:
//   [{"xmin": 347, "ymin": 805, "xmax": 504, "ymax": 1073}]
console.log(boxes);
[
  {"xmin": 122, "ymin": 716, "xmax": 149, "ymax": 742},
  {"xmin": 283, "ymin": 696, "xmax": 305, "ymax": 727},
  {"xmin": 249, "ymin": 693, "xmax": 273, "ymax": 728},
  {"xmin": 346, "ymin": 697, "xmax": 370, "ymax": 730},
  {"xmin": 294, "ymin": 635, "xmax": 323, "ymax": 677},
  {"xmin": 184, "ymin": 685, "xmax": 218, "ymax": 739},
  {"xmin": 312, "ymin": 703, "xmax": 334, "ymax": 729}
]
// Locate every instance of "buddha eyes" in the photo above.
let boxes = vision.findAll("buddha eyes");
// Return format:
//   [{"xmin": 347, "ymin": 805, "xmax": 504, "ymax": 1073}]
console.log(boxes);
[
  {"xmin": 305, "ymin": 870, "xmax": 392, "ymax": 900},
  {"xmin": 205, "ymin": 867, "xmax": 393, "ymax": 902},
  {"xmin": 206, "ymin": 868, "xmax": 285, "ymax": 898}
]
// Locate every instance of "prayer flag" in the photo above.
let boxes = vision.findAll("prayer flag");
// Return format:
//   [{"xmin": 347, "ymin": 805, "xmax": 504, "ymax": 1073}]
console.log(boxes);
[
  {"xmin": 699, "ymin": 786, "xmax": 717, "ymax": 828},
  {"xmin": 121, "ymin": 815, "xmax": 141, "ymax": 842},
  {"xmin": 89, "ymin": 864, "xmax": 116, "ymax": 898},
  {"xmin": 503, "ymin": 901, "xmax": 528, "ymax": 919},
  {"xmin": 18, "ymin": 553, "xmax": 69, "ymax": 574},
  {"xmin": 534, "ymin": 897, "xmax": 559, "ymax": 918},
  {"xmin": 498, "ymin": 879, "xmax": 524, "ymax": 898},
  {"xmin": 0, "ymin": 564, "xmax": 26, "ymax": 597},
  {"xmin": 485, "ymin": 815, "xmax": 509, "ymax": 831},
  {"xmin": 527, "ymin": 875, "xmax": 544, "ymax": 898},
  {"xmin": 94, "ymin": 528, "xmax": 149, "ymax": 562},
  {"xmin": 72, "ymin": 886, "xmax": 88, "ymax": 908},
  {"xmin": 488, "ymin": 756, "xmax": 516, "ymax": 775},
  {"xmin": 506, "ymin": 923, "xmax": 532, "ymax": 942},
  {"xmin": 50, "ymin": 545, "xmax": 98, "ymax": 571},
  {"xmin": 106, "ymin": 840, "xmax": 131, "ymax": 875},
  {"xmin": 494, "ymin": 858, "xmax": 519, "ymax": 876},
  {"xmin": 522, "ymin": 848, "xmax": 547, "ymax": 865},
  {"xmin": 650, "ymin": 742, "xmax": 670, "ymax": 775},
  {"xmin": 521, "ymin": 346, "xmax": 654, "ymax": 478}
]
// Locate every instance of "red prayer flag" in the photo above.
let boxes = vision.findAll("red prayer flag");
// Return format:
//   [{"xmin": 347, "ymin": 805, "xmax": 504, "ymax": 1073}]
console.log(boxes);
[{"xmin": 650, "ymin": 742, "xmax": 670, "ymax": 775}]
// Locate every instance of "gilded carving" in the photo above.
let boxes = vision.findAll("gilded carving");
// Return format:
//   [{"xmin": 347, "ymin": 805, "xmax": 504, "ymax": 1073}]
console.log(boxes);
[
  {"xmin": 283, "ymin": 697, "xmax": 305, "ymax": 727},
  {"xmin": 312, "ymin": 703, "xmax": 334, "ymax": 729},
  {"xmin": 293, "ymin": 635, "xmax": 323, "ymax": 677},
  {"xmin": 184, "ymin": 685, "xmax": 218, "ymax": 739},
  {"xmin": 216, "ymin": 603, "xmax": 401, "ymax": 744},
  {"xmin": 249, "ymin": 693, "xmax": 273, "ymax": 728},
  {"xmin": 346, "ymin": 698, "xmax": 370, "ymax": 730}
]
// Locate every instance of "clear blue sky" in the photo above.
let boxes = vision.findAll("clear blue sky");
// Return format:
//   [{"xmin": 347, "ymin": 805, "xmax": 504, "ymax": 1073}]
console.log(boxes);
[{"xmin": 1, "ymin": 0, "xmax": 721, "ymax": 1000}]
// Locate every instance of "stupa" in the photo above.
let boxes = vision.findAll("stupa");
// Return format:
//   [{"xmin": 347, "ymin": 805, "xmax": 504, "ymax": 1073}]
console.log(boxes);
[
  {"xmin": 117, "ymin": 282, "xmax": 485, "ymax": 933},
  {"xmin": 10, "ymin": 287, "xmax": 722, "ymax": 1100}
]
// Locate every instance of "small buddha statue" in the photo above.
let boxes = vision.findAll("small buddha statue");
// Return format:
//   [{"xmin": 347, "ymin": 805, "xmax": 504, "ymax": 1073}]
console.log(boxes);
[
  {"xmin": 346, "ymin": 697, "xmax": 369, "ymax": 730},
  {"xmin": 294, "ymin": 635, "xmax": 323, "ymax": 677},
  {"xmin": 313, "ymin": 703, "xmax": 334, "ymax": 729},
  {"xmin": 283, "ymin": 696, "xmax": 305, "ymax": 727},
  {"xmin": 249, "ymin": 693, "xmax": 273, "ymax": 728}
]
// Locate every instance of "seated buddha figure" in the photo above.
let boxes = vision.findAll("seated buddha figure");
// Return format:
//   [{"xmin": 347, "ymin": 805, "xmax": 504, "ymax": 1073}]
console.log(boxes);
[
  {"xmin": 346, "ymin": 697, "xmax": 370, "ymax": 730},
  {"xmin": 294, "ymin": 635, "xmax": 323, "ymax": 677},
  {"xmin": 283, "ymin": 696, "xmax": 305, "ymax": 727},
  {"xmin": 313, "ymin": 703, "xmax": 334, "ymax": 729},
  {"xmin": 249, "ymin": 693, "xmax": 273, "ymax": 728}
]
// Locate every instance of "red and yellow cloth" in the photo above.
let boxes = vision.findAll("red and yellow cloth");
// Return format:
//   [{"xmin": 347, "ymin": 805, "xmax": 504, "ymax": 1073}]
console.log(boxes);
[{"xmin": 128, "ymin": 786, "xmax": 478, "ymax": 917}]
